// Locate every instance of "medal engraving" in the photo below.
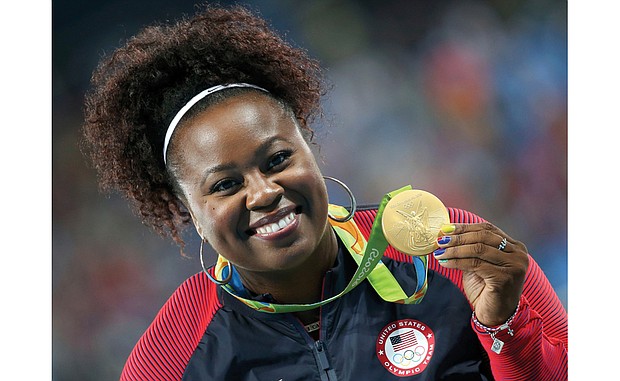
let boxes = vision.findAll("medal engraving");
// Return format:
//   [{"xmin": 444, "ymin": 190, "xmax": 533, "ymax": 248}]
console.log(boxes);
[{"xmin": 382, "ymin": 190, "xmax": 449, "ymax": 256}]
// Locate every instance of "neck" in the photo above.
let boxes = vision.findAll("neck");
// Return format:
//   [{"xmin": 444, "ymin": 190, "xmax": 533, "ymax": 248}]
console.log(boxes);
[{"xmin": 238, "ymin": 226, "xmax": 338, "ymax": 305}]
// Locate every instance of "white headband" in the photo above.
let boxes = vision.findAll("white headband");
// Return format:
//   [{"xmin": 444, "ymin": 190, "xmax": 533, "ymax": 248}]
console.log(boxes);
[{"xmin": 162, "ymin": 83, "xmax": 269, "ymax": 164}]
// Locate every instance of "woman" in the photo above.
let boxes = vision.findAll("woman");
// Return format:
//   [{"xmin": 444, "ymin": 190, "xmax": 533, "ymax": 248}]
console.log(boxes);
[{"xmin": 81, "ymin": 4, "xmax": 567, "ymax": 380}]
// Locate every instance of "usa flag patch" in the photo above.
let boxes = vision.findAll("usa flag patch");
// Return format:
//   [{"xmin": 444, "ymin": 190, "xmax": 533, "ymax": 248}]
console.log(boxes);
[{"xmin": 376, "ymin": 319, "xmax": 435, "ymax": 377}]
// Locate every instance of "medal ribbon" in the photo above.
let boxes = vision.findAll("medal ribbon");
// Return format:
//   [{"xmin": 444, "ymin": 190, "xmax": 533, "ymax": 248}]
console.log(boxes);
[{"xmin": 215, "ymin": 185, "xmax": 429, "ymax": 313}]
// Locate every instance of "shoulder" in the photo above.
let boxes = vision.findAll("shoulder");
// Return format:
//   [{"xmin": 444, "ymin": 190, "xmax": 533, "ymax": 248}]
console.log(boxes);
[{"xmin": 119, "ymin": 272, "xmax": 222, "ymax": 381}]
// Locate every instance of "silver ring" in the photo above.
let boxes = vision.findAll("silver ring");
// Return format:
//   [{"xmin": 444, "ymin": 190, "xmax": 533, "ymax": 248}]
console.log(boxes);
[{"xmin": 498, "ymin": 237, "xmax": 508, "ymax": 252}]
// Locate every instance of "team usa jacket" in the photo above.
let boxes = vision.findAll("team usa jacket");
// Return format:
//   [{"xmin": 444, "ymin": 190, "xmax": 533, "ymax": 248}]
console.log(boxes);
[{"xmin": 120, "ymin": 207, "xmax": 568, "ymax": 380}]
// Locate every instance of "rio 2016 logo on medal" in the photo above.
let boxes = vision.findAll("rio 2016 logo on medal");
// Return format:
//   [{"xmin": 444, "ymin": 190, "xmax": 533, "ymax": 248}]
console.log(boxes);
[{"xmin": 376, "ymin": 319, "xmax": 435, "ymax": 377}]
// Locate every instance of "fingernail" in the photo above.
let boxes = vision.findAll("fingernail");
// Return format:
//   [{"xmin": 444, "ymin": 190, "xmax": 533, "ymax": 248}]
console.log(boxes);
[
  {"xmin": 433, "ymin": 248, "xmax": 446, "ymax": 257},
  {"xmin": 437, "ymin": 236, "xmax": 451, "ymax": 245},
  {"xmin": 440, "ymin": 224, "xmax": 456, "ymax": 234},
  {"xmin": 438, "ymin": 259, "xmax": 448, "ymax": 263}
]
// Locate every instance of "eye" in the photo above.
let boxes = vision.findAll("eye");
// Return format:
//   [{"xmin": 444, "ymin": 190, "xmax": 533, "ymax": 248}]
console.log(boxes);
[
  {"xmin": 209, "ymin": 178, "xmax": 241, "ymax": 194},
  {"xmin": 267, "ymin": 150, "xmax": 292, "ymax": 171}
]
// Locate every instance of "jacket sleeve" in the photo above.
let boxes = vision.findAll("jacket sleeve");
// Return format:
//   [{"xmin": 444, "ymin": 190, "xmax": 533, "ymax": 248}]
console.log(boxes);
[
  {"xmin": 119, "ymin": 272, "xmax": 221, "ymax": 381},
  {"xmin": 429, "ymin": 207, "xmax": 568, "ymax": 381}
]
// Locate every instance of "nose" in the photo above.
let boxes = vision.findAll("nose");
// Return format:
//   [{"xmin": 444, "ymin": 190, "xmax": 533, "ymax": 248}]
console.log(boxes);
[{"xmin": 245, "ymin": 173, "xmax": 284, "ymax": 211}]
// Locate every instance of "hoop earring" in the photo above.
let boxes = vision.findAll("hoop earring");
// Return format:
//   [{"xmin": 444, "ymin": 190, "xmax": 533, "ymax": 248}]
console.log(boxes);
[
  {"xmin": 200, "ymin": 239, "xmax": 233, "ymax": 285},
  {"xmin": 324, "ymin": 176, "xmax": 357, "ymax": 222}
]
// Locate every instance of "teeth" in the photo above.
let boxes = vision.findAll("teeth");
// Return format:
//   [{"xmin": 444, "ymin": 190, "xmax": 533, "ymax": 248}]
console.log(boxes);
[{"xmin": 255, "ymin": 212, "xmax": 295, "ymax": 235}]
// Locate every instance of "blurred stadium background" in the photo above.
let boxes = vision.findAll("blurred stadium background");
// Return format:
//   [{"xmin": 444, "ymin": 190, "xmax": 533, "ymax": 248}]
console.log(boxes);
[{"xmin": 53, "ymin": 0, "xmax": 566, "ymax": 379}]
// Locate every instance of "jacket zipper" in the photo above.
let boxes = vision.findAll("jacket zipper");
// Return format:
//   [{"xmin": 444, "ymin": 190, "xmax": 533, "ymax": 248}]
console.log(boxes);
[
  {"xmin": 289, "ymin": 317, "xmax": 338, "ymax": 381},
  {"xmin": 288, "ymin": 269, "xmax": 338, "ymax": 380},
  {"xmin": 315, "ymin": 268, "xmax": 338, "ymax": 380},
  {"xmin": 313, "ymin": 340, "xmax": 338, "ymax": 381}
]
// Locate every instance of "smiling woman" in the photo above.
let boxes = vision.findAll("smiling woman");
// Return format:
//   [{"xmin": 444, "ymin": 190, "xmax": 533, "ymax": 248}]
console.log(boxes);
[{"xmin": 80, "ymin": 3, "xmax": 567, "ymax": 381}]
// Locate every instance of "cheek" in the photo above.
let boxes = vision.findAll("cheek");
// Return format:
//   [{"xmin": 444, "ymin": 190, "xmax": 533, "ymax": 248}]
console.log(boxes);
[
  {"xmin": 307, "ymin": 164, "xmax": 328, "ymax": 204},
  {"xmin": 314, "ymin": 175, "xmax": 329, "ymax": 209},
  {"xmin": 196, "ymin": 203, "xmax": 236, "ymax": 244},
  {"xmin": 294, "ymin": 164, "xmax": 329, "ymax": 216}
]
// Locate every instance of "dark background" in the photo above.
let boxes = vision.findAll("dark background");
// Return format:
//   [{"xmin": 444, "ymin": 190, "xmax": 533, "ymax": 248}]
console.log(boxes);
[{"xmin": 52, "ymin": 1, "xmax": 567, "ymax": 379}]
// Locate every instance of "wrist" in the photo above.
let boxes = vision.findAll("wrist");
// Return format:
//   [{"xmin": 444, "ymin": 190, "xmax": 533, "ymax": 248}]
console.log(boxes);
[
  {"xmin": 472, "ymin": 301, "xmax": 520, "ymax": 354},
  {"xmin": 472, "ymin": 301, "xmax": 520, "ymax": 333}
]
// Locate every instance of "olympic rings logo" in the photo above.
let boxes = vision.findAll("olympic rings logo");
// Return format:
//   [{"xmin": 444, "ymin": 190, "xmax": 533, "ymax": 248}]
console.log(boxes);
[
  {"xmin": 376, "ymin": 319, "xmax": 435, "ymax": 377},
  {"xmin": 391, "ymin": 346, "xmax": 425, "ymax": 367}
]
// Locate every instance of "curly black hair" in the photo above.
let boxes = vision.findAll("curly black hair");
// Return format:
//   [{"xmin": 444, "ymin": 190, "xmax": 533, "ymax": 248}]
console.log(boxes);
[{"xmin": 81, "ymin": 3, "xmax": 326, "ymax": 252}]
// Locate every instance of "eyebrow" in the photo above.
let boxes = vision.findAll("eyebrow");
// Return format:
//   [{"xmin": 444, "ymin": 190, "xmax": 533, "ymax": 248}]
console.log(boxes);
[{"xmin": 199, "ymin": 136, "xmax": 291, "ymax": 186}]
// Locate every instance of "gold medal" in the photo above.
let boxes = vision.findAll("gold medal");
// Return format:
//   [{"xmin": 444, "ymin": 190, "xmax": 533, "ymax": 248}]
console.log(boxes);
[{"xmin": 381, "ymin": 189, "xmax": 449, "ymax": 256}]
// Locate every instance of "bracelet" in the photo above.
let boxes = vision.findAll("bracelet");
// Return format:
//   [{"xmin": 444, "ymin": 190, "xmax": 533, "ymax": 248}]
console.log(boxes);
[{"xmin": 471, "ymin": 301, "xmax": 520, "ymax": 355}]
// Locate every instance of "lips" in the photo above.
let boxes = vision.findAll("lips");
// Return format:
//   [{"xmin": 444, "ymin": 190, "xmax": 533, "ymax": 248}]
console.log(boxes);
[
  {"xmin": 248, "ymin": 206, "xmax": 301, "ymax": 238},
  {"xmin": 254, "ymin": 211, "xmax": 296, "ymax": 235}
]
